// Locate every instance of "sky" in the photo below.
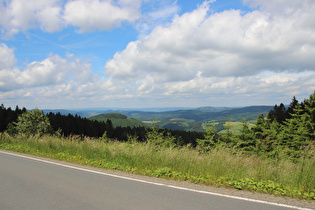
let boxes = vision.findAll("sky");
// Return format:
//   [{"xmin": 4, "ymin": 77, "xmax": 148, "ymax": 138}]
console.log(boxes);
[{"xmin": 0, "ymin": 0, "xmax": 315, "ymax": 109}]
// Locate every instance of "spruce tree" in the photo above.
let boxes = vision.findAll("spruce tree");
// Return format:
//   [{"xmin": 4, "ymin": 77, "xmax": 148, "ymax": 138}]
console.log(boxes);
[
  {"xmin": 251, "ymin": 114, "xmax": 265, "ymax": 154},
  {"xmin": 197, "ymin": 125, "xmax": 219, "ymax": 152},
  {"xmin": 263, "ymin": 119, "xmax": 281, "ymax": 158},
  {"xmin": 281, "ymin": 102, "xmax": 313, "ymax": 159},
  {"xmin": 238, "ymin": 119, "xmax": 255, "ymax": 151}
]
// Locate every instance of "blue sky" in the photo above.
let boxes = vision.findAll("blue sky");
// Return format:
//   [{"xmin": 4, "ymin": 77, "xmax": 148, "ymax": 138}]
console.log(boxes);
[{"xmin": 1, "ymin": 0, "xmax": 315, "ymax": 109}]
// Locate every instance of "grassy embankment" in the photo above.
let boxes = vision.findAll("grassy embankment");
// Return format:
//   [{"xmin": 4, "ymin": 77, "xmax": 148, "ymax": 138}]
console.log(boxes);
[{"xmin": 0, "ymin": 133, "xmax": 314, "ymax": 200}]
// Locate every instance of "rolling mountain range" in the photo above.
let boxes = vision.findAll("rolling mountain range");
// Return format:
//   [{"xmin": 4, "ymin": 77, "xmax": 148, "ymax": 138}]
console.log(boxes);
[
  {"xmin": 89, "ymin": 113, "xmax": 149, "ymax": 128},
  {"xmin": 116, "ymin": 106, "xmax": 272, "ymax": 122},
  {"xmin": 42, "ymin": 106, "xmax": 274, "ymax": 132}
]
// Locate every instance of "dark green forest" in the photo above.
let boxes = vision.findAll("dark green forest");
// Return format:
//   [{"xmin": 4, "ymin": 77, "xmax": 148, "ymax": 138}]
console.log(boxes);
[
  {"xmin": 0, "ymin": 104, "xmax": 203, "ymax": 145},
  {"xmin": 89, "ymin": 113, "xmax": 149, "ymax": 128},
  {"xmin": 1, "ymin": 91, "xmax": 314, "ymax": 161}
]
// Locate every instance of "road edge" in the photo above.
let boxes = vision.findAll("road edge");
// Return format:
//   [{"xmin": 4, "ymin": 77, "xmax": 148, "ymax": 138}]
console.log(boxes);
[{"xmin": 1, "ymin": 149, "xmax": 314, "ymax": 210}]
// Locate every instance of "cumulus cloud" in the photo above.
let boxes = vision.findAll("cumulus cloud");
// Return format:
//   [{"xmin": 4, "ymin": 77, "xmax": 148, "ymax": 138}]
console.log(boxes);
[
  {"xmin": 37, "ymin": 4, "xmax": 63, "ymax": 32},
  {"xmin": 0, "ymin": 43, "xmax": 16, "ymax": 69},
  {"xmin": 0, "ymin": 0, "xmax": 143, "ymax": 36},
  {"xmin": 0, "ymin": 43, "xmax": 130, "ymax": 108},
  {"xmin": 1, "ymin": 0, "xmax": 315, "ymax": 108},
  {"xmin": 0, "ymin": 45, "xmax": 94, "ymax": 92},
  {"xmin": 63, "ymin": 0, "xmax": 141, "ymax": 32},
  {"xmin": 2, "ymin": 69, "xmax": 314, "ymax": 108},
  {"xmin": 0, "ymin": 43, "xmax": 124, "ymax": 107},
  {"xmin": 0, "ymin": 0, "xmax": 63, "ymax": 36},
  {"xmin": 164, "ymin": 71, "xmax": 315, "ymax": 96},
  {"xmin": 99, "ymin": 0, "xmax": 315, "ymax": 107},
  {"xmin": 0, "ymin": 0, "xmax": 183, "ymax": 37},
  {"xmin": 105, "ymin": 0, "xmax": 315, "ymax": 82},
  {"xmin": 243, "ymin": 0, "xmax": 313, "ymax": 14}
]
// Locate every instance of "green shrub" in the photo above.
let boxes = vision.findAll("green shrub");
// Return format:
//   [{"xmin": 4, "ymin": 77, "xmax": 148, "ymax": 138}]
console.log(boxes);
[{"xmin": 14, "ymin": 109, "xmax": 52, "ymax": 137}]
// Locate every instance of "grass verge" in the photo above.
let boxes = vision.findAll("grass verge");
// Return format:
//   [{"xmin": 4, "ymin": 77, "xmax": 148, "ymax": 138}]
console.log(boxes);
[{"xmin": 0, "ymin": 133, "xmax": 314, "ymax": 200}]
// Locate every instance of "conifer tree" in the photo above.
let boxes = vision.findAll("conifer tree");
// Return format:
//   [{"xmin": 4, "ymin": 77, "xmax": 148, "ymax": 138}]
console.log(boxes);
[
  {"xmin": 285, "ymin": 96, "xmax": 299, "ymax": 119},
  {"xmin": 238, "ymin": 119, "xmax": 255, "ymax": 151},
  {"xmin": 263, "ymin": 119, "xmax": 281, "ymax": 157},
  {"xmin": 197, "ymin": 125, "xmax": 219, "ymax": 152},
  {"xmin": 222, "ymin": 116, "xmax": 235, "ymax": 144},
  {"xmin": 281, "ymin": 102, "xmax": 313, "ymax": 158},
  {"xmin": 303, "ymin": 91, "xmax": 315, "ymax": 135},
  {"xmin": 251, "ymin": 114, "xmax": 265, "ymax": 154}
]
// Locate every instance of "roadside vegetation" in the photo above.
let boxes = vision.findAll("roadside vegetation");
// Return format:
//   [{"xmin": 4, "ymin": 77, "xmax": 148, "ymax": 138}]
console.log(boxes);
[
  {"xmin": 0, "ymin": 91, "xmax": 314, "ymax": 200},
  {"xmin": 1, "ymin": 133, "xmax": 314, "ymax": 200}
]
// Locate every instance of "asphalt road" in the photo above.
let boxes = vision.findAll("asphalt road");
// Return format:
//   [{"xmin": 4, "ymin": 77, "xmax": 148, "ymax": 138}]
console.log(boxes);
[{"xmin": 0, "ymin": 150, "xmax": 309, "ymax": 210}]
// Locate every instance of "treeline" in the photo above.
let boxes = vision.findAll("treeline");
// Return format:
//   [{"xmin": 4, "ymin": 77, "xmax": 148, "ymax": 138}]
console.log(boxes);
[
  {"xmin": 0, "ymin": 104, "xmax": 203, "ymax": 144},
  {"xmin": 199, "ymin": 91, "xmax": 315, "ymax": 161},
  {"xmin": 0, "ymin": 105, "xmax": 26, "ymax": 133},
  {"xmin": 1, "ymin": 91, "xmax": 314, "ymax": 161},
  {"xmin": 47, "ymin": 112, "xmax": 204, "ymax": 144}
]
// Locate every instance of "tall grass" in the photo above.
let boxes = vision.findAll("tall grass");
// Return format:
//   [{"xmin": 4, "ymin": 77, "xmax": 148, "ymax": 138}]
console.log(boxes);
[{"xmin": 0, "ymin": 133, "xmax": 314, "ymax": 200}]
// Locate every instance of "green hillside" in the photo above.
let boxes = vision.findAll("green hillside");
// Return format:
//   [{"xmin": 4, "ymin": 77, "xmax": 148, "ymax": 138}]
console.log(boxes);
[
  {"xmin": 113, "ymin": 106, "xmax": 273, "ymax": 131},
  {"xmin": 120, "ymin": 106, "xmax": 273, "ymax": 122},
  {"xmin": 89, "ymin": 113, "xmax": 149, "ymax": 128},
  {"xmin": 44, "ymin": 106, "xmax": 273, "ymax": 132},
  {"xmin": 156, "ymin": 120, "xmax": 204, "ymax": 132}
]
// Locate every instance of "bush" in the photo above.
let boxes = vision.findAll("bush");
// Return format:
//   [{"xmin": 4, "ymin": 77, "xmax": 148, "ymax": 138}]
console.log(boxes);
[{"xmin": 14, "ymin": 109, "xmax": 52, "ymax": 136}]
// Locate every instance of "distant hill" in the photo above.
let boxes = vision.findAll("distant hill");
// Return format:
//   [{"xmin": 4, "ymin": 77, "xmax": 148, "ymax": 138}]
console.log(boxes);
[
  {"xmin": 118, "ymin": 106, "xmax": 273, "ymax": 123},
  {"xmin": 41, "ymin": 107, "xmax": 194, "ymax": 118},
  {"xmin": 114, "ymin": 106, "xmax": 273, "ymax": 131},
  {"xmin": 214, "ymin": 106, "xmax": 273, "ymax": 122},
  {"xmin": 194, "ymin": 106, "xmax": 231, "ymax": 112},
  {"xmin": 42, "ymin": 105, "xmax": 274, "ymax": 131},
  {"xmin": 89, "ymin": 113, "xmax": 149, "ymax": 128},
  {"xmin": 41, "ymin": 109, "xmax": 103, "ymax": 118}
]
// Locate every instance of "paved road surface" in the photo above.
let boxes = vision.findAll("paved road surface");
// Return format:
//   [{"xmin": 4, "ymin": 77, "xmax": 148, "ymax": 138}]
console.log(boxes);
[{"xmin": 0, "ymin": 151, "xmax": 309, "ymax": 210}]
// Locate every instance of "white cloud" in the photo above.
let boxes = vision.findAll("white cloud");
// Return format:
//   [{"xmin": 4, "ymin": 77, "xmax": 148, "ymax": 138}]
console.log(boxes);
[
  {"xmin": 0, "ymin": 0, "xmax": 63, "ymax": 36},
  {"xmin": 37, "ymin": 5, "xmax": 63, "ymax": 32},
  {"xmin": 100, "ymin": 0, "xmax": 315, "ymax": 107},
  {"xmin": 1, "ymin": 0, "xmax": 315, "ymax": 108},
  {"xmin": 0, "ymin": 43, "xmax": 16, "ymax": 69},
  {"xmin": 0, "ymin": 0, "xmax": 143, "ymax": 36},
  {"xmin": 63, "ymin": 0, "xmax": 141, "ymax": 32},
  {"xmin": 164, "ymin": 71, "xmax": 315, "ymax": 95},
  {"xmin": 243, "ymin": 0, "xmax": 313, "ymax": 14},
  {"xmin": 0, "ymin": 47, "xmax": 94, "ymax": 91},
  {"xmin": 105, "ymin": 0, "xmax": 315, "ymax": 82},
  {"xmin": 0, "ymin": 0, "xmax": 183, "ymax": 36},
  {"xmin": 0, "ymin": 43, "xmax": 130, "ymax": 108}
]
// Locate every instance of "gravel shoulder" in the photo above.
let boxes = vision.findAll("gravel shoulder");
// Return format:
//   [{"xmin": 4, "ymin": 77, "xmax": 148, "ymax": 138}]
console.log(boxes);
[{"xmin": 3, "ymin": 150, "xmax": 315, "ymax": 209}]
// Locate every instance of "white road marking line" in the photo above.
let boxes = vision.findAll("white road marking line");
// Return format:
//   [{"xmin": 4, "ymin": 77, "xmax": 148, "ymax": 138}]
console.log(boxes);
[{"xmin": 0, "ymin": 150, "xmax": 312, "ymax": 210}]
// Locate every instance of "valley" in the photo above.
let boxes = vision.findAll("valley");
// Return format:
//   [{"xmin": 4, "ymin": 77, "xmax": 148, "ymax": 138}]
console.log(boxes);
[{"xmin": 43, "ymin": 105, "xmax": 273, "ymax": 132}]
